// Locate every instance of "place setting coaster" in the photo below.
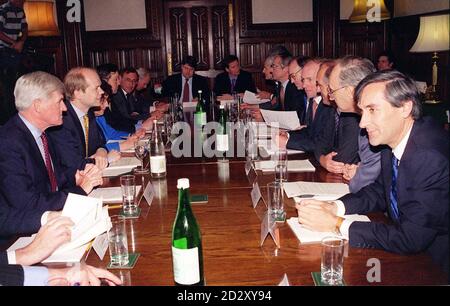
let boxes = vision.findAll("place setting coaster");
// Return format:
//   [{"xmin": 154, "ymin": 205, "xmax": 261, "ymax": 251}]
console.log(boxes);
[
  {"xmin": 311, "ymin": 272, "xmax": 346, "ymax": 286},
  {"xmin": 107, "ymin": 253, "xmax": 140, "ymax": 270},
  {"xmin": 119, "ymin": 207, "xmax": 141, "ymax": 219}
]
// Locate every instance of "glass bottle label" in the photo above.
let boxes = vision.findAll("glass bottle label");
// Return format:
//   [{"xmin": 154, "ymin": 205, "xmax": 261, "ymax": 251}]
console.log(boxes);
[
  {"xmin": 150, "ymin": 155, "xmax": 166, "ymax": 173},
  {"xmin": 172, "ymin": 246, "xmax": 200, "ymax": 285}
]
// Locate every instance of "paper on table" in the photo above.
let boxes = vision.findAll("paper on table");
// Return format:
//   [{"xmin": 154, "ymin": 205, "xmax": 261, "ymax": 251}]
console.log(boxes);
[
  {"xmin": 88, "ymin": 185, "xmax": 142, "ymax": 203},
  {"xmin": 260, "ymin": 109, "xmax": 301, "ymax": 130},
  {"xmin": 255, "ymin": 160, "xmax": 315, "ymax": 173},
  {"xmin": 102, "ymin": 156, "xmax": 141, "ymax": 177},
  {"xmin": 258, "ymin": 139, "xmax": 304, "ymax": 156},
  {"xmin": 283, "ymin": 181, "xmax": 349, "ymax": 199},
  {"xmin": 287, "ymin": 214, "xmax": 370, "ymax": 244},
  {"xmin": 243, "ymin": 90, "xmax": 270, "ymax": 104}
]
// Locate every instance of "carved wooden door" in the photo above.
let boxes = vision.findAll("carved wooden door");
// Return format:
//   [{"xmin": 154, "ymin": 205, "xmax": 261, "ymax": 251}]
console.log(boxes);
[{"xmin": 163, "ymin": 0, "xmax": 235, "ymax": 82}]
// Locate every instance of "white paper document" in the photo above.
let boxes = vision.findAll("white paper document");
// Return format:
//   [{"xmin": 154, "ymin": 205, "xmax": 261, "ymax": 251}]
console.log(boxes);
[
  {"xmin": 283, "ymin": 181, "xmax": 350, "ymax": 199},
  {"xmin": 102, "ymin": 156, "xmax": 141, "ymax": 177},
  {"xmin": 260, "ymin": 109, "xmax": 301, "ymax": 130},
  {"xmin": 258, "ymin": 139, "xmax": 304, "ymax": 156},
  {"xmin": 88, "ymin": 185, "xmax": 142, "ymax": 203},
  {"xmin": 255, "ymin": 160, "xmax": 315, "ymax": 173},
  {"xmin": 243, "ymin": 90, "xmax": 270, "ymax": 104},
  {"xmin": 8, "ymin": 193, "xmax": 111, "ymax": 263},
  {"xmin": 287, "ymin": 215, "xmax": 370, "ymax": 244}
]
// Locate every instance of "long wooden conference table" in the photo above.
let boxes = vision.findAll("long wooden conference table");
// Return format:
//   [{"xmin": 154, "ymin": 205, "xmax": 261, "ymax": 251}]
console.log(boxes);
[{"xmin": 84, "ymin": 113, "xmax": 448, "ymax": 286}]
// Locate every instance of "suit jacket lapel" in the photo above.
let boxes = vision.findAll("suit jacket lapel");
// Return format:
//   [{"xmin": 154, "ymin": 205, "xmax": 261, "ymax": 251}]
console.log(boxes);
[
  {"xmin": 14, "ymin": 115, "xmax": 51, "ymax": 186},
  {"xmin": 65, "ymin": 100, "xmax": 87, "ymax": 156}
]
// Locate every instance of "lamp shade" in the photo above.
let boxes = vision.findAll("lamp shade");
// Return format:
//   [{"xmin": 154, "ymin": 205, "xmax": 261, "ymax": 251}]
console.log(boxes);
[
  {"xmin": 24, "ymin": 1, "xmax": 59, "ymax": 36},
  {"xmin": 410, "ymin": 14, "xmax": 450, "ymax": 53},
  {"xmin": 349, "ymin": 0, "xmax": 390, "ymax": 23}
]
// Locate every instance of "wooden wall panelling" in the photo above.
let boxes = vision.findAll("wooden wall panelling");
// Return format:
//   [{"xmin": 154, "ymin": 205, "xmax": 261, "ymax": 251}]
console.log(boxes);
[
  {"xmin": 314, "ymin": 0, "xmax": 340, "ymax": 58},
  {"xmin": 191, "ymin": 6, "xmax": 209, "ymax": 70},
  {"xmin": 84, "ymin": 0, "xmax": 166, "ymax": 81},
  {"xmin": 211, "ymin": 5, "xmax": 230, "ymax": 69}
]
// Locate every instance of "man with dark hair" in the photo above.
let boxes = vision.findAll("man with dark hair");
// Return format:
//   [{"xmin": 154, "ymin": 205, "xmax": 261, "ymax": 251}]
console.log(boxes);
[
  {"xmin": 161, "ymin": 55, "xmax": 210, "ymax": 104},
  {"xmin": 377, "ymin": 50, "xmax": 395, "ymax": 71},
  {"xmin": 213, "ymin": 55, "xmax": 256, "ymax": 95},
  {"xmin": 297, "ymin": 70, "xmax": 449, "ymax": 274},
  {"xmin": 96, "ymin": 63, "xmax": 120, "ymax": 94}
]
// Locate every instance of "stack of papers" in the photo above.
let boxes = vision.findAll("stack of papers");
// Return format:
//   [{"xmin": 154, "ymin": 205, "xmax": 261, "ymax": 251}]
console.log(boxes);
[
  {"xmin": 258, "ymin": 139, "xmax": 304, "ymax": 156},
  {"xmin": 255, "ymin": 160, "xmax": 315, "ymax": 173},
  {"xmin": 287, "ymin": 215, "xmax": 370, "ymax": 244},
  {"xmin": 89, "ymin": 185, "xmax": 142, "ymax": 203},
  {"xmin": 102, "ymin": 156, "xmax": 141, "ymax": 177},
  {"xmin": 260, "ymin": 109, "xmax": 301, "ymax": 130},
  {"xmin": 243, "ymin": 90, "xmax": 270, "ymax": 104},
  {"xmin": 283, "ymin": 181, "xmax": 350, "ymax": 199},
  {"xmin": 8, "ymin": 193, "xmax": 111, "ymax": 263}
]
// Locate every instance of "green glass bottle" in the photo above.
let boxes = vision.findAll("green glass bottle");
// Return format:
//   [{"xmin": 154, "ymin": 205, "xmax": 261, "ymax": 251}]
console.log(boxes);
[
  {"xmin": 216, "ymin": 104, "xmax": 229, "ymax": 154},
  {"xmin": 171, "ymin": 178, "xmax": 204, "ymax": 286},
  {"xmin": 195, "ymin": 90, "xmax": 207, "ymax": 126}
]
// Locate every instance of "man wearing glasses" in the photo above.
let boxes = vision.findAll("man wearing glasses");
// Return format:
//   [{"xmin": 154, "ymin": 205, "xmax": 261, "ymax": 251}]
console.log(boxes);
[{"xmin": 315, "ymin": 56, "xmax": 378, "ymax": 181}]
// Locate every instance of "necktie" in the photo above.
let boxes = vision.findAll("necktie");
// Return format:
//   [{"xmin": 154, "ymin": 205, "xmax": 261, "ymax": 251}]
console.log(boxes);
[
  {"xmin": 279, "ymin": 85, "xmax": 285, "ymax": 111},
  {"xmin": 305, "ymin": 99, "xmax": 313, "ymax": 126},
  {"xmin": 390, "ymin": 155, "xmax": 400, "ymax": 220},
  {"xmin": 83, "ymin": 114, "xmax": 89, "ymax": 157},
  {"xmin": 126, "ymin": 93, "xmax": 135, "ymax": 113},
  {"xmin": 231, "ymin": 78, "xmax": 236, "ymax": 93},
  {"xmin": 40, "ymin": 132, "xmax": 58, "ymax": 192},
  {"xmin": 333, "ymin": 111, "xmax": 340, "ymax": 149},
  {"xmin": 182, "ymin": 78, "xmax": 190, "ymax": 102},
  {"xmin": 312, "ymin": 101, "xmax": 319, "ymax": 121}
]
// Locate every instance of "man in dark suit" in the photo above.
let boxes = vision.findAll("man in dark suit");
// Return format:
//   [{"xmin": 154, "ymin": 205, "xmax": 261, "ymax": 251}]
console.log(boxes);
[
  {"xmin": 0, "ymin": 71, "xmax": 103, "ymax": 244},
  {"xmin": 48, "ymin": 67, "xmax": 111, "ymax": 173},
  {"xmin": 161, "ymin": 55, "xmax": 210, "ymax": 105},
  {"xmin": 108, "ymin": 67, "xmax": 154, "ymax": 134},
  {"xmin": 259, "ymin": 53, "xmax": 306, "ymax": 124},
  {"xmin": 277, "ymin": 59, "xmax": 334, "ymax": 152},
  {"xmin": 213, "ymin": 55, "xmax": 256, "ymax": 95},
  {"xmin": 315, "ymin": 56, "xmax": 378, "ymax": 173},
  {"xmin": 297, "ymin": 70, "xmax": 449, "ymax": 273}
]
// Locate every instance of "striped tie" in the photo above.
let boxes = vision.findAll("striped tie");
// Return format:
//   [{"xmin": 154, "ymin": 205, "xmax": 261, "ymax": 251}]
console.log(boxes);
[
  {"xmin": 40, "ymin": 132, "xmax": 58, "ymax": 192},
  {"xmin": 390, "ymin": 155, "xmax": 400, "ymax": 220}
]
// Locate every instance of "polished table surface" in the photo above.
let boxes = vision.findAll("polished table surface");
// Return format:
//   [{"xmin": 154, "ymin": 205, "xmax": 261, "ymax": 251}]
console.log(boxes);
[{"xmin": 86, "ymin": 151, "xmax": 448, "ymax": 286}]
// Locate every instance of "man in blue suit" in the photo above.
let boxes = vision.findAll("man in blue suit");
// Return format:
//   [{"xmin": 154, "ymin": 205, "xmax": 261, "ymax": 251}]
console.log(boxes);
[
  {"xmin": 296, "ymin": 70, "xmax": 449, "ymax": 273},
  {"xmin": 47, "ymin": 67, "xmax": 112, "ymax": 174},
  {"xmin": 213, "ymin": 55, "xmax": 256, "ymax": 95},
  {"xmin": 0, "ymin": 71, "xmax": 103, "ymax": 244}
]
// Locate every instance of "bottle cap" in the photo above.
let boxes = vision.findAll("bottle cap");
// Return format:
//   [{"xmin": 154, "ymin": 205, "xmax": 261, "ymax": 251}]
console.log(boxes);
[
  {"xmin": 198, "ymin": 90, "xmax": 202, "ymax": 94},
  {"xmin": 177, "ymin": 178, "xmax": 190, "ymax": 189},
  {"xmin": 220, "ymin": 104, "xmax": 225, "ymax": 109}
]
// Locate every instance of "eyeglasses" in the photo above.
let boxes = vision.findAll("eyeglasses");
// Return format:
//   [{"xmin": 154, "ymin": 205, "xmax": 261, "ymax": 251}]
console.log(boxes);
[
  {"xmin": 289, "ymin": 68, "xmax": 302, "ymax": 80},
  {"xmin": 327, "ymin": 85, "xmax": 348, "ymax": 97}
]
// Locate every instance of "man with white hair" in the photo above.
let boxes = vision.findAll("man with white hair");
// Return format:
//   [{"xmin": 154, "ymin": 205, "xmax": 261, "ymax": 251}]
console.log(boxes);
[{"xmin": 0, "ymin": 71, "xmax": 103, "ymax": 244}]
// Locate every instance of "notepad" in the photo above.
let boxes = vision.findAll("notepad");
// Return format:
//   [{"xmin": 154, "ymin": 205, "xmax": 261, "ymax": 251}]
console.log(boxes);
[
  {"xmin": 260, "ymin": 109, "xmax": 301, "ymax": 130},
  {"xmin": 283, "ymin": 181, "xmax": 350, "ymax": 199},
  {"xmin": 255, "ymin": 160, "xmax": 316, "ymax": 173},
  {"xmin": 243, "ymin": 90, "xmax": 270, "ymax": 104},
  {"xmin": 88, "ymin": 185, "xmax": 142, "ymax": 203},
  {"xmin": 287, "ymin": 215, "xmax": 370, "ymax": 244},
  {"xmin": 102, "ymin": 157, "xmax": 141, "ymax": 177}
]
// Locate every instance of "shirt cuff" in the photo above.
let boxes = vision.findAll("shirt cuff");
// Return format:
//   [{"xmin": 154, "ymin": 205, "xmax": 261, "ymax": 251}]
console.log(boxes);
[
  {"xmin": 7, "ymin": 250, "xmax": 17, "ymax": 264},
  {"xmin": 22, "ymin": 266, "xmax": 50, "ymax": 286},
  {"xmin": 334, "ymin": 200, "xmax": 346, "ymax": 217},
  {"xmin": 41, "ymin": 211, "xmax": 50, "ymax": 226},
  {"xmin": 339, "ymin": 219, "xmax": 353, "ymax": 241}
]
